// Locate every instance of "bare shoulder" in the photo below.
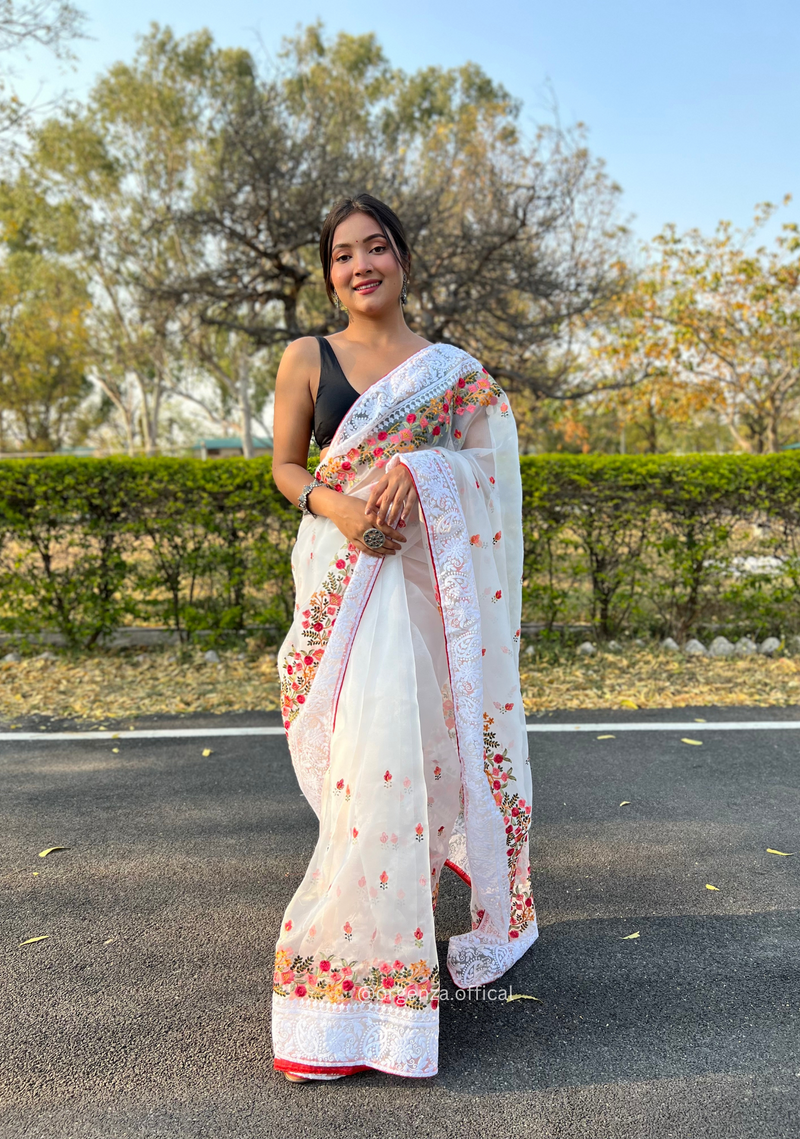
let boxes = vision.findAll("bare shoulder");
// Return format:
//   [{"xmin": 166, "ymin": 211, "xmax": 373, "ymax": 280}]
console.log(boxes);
[{"xmin": 279, "ymin": 335, "xmax": 320, "ymax": 373}]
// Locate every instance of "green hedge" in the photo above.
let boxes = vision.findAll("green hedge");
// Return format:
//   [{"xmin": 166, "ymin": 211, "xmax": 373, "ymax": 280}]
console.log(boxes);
[
  {"xmin": 1, "ymin": 453, "xmax": 800, "ymax": 649},
  {"xmin": 0, "ymin": 456, "xmax": 297, "ymax": 648},
  {"xmin": 520, "ymin": 454, "xmax": 800, "ymax": 641}
]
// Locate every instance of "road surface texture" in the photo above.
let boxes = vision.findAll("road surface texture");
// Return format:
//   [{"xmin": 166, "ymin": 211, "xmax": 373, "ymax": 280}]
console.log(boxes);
[{"xmin": 1, "ymin": 706, "xmax": 798, "ymax": 1139}]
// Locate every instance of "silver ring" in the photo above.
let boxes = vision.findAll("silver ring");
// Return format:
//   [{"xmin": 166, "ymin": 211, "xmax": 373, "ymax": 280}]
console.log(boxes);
[{"xmin": 362, "ymin": 526, "xmax": 386, "ymax": 550}]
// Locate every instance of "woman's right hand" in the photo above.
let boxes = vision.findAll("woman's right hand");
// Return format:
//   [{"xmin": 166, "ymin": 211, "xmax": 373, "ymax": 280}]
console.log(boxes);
[{"xmin": 325, "ymin": 492, "xmax": 407, "ymax": 558}]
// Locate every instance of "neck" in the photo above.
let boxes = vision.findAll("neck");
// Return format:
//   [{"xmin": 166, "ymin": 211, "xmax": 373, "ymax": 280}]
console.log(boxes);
[{"xmin": 343, "ymin": 306, "xmax": 416, "ymax": 349}]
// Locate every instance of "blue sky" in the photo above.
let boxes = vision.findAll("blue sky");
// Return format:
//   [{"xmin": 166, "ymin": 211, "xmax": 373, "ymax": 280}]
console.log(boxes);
[{"xmin": 19, "ymin": 0, "xmax": 800, "ymax": 249}]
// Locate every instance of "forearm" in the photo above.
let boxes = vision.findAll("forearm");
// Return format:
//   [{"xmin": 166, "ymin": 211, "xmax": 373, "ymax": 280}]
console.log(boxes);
[{"xmin": 272, "ymin": 461, "xmax": 343, "ymax": 522}]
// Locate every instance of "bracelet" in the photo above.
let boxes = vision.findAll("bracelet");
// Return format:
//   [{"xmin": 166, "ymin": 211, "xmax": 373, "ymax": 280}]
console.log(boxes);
[{"xmin": 298, "ymin": 481, "xmax": 320, "ymax": 517}]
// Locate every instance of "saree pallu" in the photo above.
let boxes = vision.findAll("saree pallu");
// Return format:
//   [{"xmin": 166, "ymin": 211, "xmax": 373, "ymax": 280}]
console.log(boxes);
[{"xmin": 271, "ymin": 343, "xmax": 538, "ymax": 1079}]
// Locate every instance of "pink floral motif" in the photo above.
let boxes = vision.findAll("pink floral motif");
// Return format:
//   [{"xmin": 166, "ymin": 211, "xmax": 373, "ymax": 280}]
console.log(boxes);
[
  {"xmin": 274, "ymin": 947, "xmax": 437, "ymax": 1011},
  {"xmin": 380, "ymin": 870, "xmax": 389, "ymax": 889},
  {"xmin": 415, "ymin": 823, "xmax": 424, "ymax": 842},
  {"xmin": 280, "ymin": 545, "xmax": 357, "ymax": 730},
  {"xmin": 314, "ymin": 371, "xmax": 505, "ymax": 492}
]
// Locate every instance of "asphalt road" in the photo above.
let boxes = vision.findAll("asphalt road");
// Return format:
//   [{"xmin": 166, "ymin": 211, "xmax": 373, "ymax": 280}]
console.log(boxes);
[{"xmin": 1, "ymin": 707, "xmax": 799, "ymax": 1139}]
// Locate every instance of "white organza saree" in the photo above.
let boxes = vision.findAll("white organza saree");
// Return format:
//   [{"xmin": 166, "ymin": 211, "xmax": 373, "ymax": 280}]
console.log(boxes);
[{"xmin": 272, "ymin": 343, "xmax": 538, "ymax": 1079}]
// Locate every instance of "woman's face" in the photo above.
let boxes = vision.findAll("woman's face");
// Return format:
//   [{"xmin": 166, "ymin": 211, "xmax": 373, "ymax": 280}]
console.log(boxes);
[{"xmin": 328, "ymin": 210, "xmax": 404, "ymax": 315}]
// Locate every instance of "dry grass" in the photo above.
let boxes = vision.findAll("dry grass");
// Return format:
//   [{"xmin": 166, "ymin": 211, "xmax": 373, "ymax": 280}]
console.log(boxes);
[
  {"xmin": 520, "ymin": 647, "xmax": 800, "ymax": 710},
  {"xmin": 2, "ymin": 642, "xmax": 800, "ymax": 723}
]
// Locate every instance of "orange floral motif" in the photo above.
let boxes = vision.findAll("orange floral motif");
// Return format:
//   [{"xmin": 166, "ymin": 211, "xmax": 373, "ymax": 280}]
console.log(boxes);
[
  {"xmin": 315, "ymin": 371, "xmax": 505, "ymax": 492},
  {"xmin": 280, "ymin": 543, "xmax": 356, "ymax": 730},
  {"xmin": 273, "ymin": 948, "xmax": 439, "ymax": 1009}
]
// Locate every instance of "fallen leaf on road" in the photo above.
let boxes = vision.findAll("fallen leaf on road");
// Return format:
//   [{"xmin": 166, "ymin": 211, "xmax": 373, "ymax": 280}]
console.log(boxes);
[
  {"xmin": 619, "ymin": 800, "xmax": 631, "ymax": 806},
  {"xmin": 681, "ymin": 738, "xmax": 703, "ymax": 745},
  {"xmin": 694, "ymin": 718, "xmax": 707, "ymax": 722},
  {"xmin": 621, "ymin": 931, "xmax": 640, "ymax": 940},
  {"xmin": 202, "ymin": 748, "xmax": 212, "ymax": 757},
  {"xmin": 506, "ymin": 993, "xmax": 542, "ymax": 1002},
  {"xmin": 38, "ymin": 846, "xmax": 68, "ymax": 858},
  {"xmin": 619, "ymin": 699, "xmax": 638, "ymax": 709},
  {"xmin": 766, "ymin": 848, "xmax": 795, "ymax": 856},
  {"xmin": 19, "ymin": 935, "xmax": 49, "ymax": 945},
  {"xmin": 597, "ymin": 734, "xmax": 615, "ymax": 739},
  {"xmin": 706, "ymin": 884, "xmax": 719, "ymax": 890},
  {"xmin": 112, "ymin": 747, "xmax": 119, "ymax": 753}
]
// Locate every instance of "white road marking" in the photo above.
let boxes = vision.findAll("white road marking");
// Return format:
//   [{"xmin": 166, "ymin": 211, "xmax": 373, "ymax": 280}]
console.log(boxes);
[{"xmin": 0, "ymin": 719, "xmax": 798, "ymax": 741}]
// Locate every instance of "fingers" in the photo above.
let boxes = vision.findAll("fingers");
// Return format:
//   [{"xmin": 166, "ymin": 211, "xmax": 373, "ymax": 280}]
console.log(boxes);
[{"xmin": 365, "ymin": 475, "xmax": 389, "ymax": 517}]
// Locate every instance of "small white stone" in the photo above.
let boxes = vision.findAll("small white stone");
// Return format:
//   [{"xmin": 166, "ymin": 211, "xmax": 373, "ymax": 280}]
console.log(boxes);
[
  {"xmin": 634, "ymin": 638, "xmax": 645, "ymax": 647},
  {"xmin": 524, "ymin": 645, "xmax": 535, "ymax": 657},
  {"xmin": 204, "ymin": 649, "xmax": 221, "ymax": 664},
  {"xmin": 233, "ymin": 651, "xmax": 246, "ymax": 661},
  {"xmin": 135, "ymin": 654, "xmax": 148, "ymax": 664},
  {"xmin": 684, "ymin": 639, "xmax": 707, "ymax": 656},
  {"xmin": 734, "ymin": 637, "xmax": 757, "ymax": 656},
  {"xmin": 36, "ymin": 651, "xmax": 57, "ymax": 660},
  {"xmin": 709, "ymin": 636, "xmax": 735, "ymax": 657},
  {"xmin": 606, "ymin": 640, "xmax": 623, "ymax": 652},
  {"xmin": 577, "ymin": 641, "xmax": 596, "ymax": 655},
  {"xmin": 758, "ymin": 636, "xmax": 781, "ymax": 656},
  {"xmin": 662, "ymin": 637, "xmax": 680, "ymax": 652},
  {"xmin": 2, "ymin": 651, "xmax": 21, "ymax": 663}
]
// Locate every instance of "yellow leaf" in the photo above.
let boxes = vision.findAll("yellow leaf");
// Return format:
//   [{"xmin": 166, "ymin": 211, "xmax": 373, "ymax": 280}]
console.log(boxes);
[
  {"xmin": 202, "ymin": 748, "xmax": 212, "ymax": 757},
  {"xmin": 112, "ymin": 747, "xmax": 119, "ymax": 753},
  {"xmin": 38, "ymin": 846, "xmax": 68, "ymax": 858},
  {"xmin": 621, "ymin": 931, "xmax": 640, "ymax": 939},
  {"xmin": 597, "ymin": 734, "xmax": 616, "ymax": 739},
  {"xmin": 32, "ymin": 871, "xmax": 38, "ymax": 877},
  {"xmin": 619, "ymin": 699, "xmax": 638, "ymax": 709},
  {"xmin": 103, "ymin": 937, "xmax": 116, "ymax": 945},
  {"xmin": 705, "ymin": 884, "xmax": 719, "ymax": 890},
  {"xmin": 111, "ymin": 733, "xmax": 120, "ymax": 739},
  {"xmin": 506, "ymin": 993, "xmax": 543, "ymax": 1002},
  {"xmin": 19, "ymin": 935, "xmax": 49, "ymax": 945},
  {"xmin": 619, "ymin": 800, "xmax": 631, "ymax": 806},
  {"xmin": 681, "ymin": 738, "xmax": 703, "ymax": 745},
  {"xmin": 766, "ymin": 848, "xmax": 795, "ymax": 856},
  {"xmin": 694, "ymin": 717, "xmax": 707, "ymax": 723}
]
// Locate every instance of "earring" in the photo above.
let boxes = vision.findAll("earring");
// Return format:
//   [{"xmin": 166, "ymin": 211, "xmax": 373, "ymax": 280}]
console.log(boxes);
[
  {"xmin": 400, "ymin": 274, "xmax": 408, "ymax": 306},
  {"xmin": 332, "ymin": 289, "xmax": 341, "ymax": 310}
]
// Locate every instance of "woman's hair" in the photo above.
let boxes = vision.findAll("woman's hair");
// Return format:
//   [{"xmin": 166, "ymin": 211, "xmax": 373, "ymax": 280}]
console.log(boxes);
[{"xmin": 319, "ymin": 193, "xmax": 411, "ymax": 305}]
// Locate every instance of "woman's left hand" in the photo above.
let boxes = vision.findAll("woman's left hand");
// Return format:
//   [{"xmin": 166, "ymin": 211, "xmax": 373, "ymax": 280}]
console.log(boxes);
[{"xmin": 365, "ymin": 464, "xmax": 418, "ymax": 529}]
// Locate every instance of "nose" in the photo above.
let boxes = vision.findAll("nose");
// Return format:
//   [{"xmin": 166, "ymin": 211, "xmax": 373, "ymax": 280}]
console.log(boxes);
[{"xmin": 352, "ymin": 248, "xmax": 374, "ymax": 275}]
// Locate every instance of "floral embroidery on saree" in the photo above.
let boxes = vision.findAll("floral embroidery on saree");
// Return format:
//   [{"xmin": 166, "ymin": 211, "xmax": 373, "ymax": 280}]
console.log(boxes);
[
  {"xmin": 315, "ymin": 370, "xmax": 504, "ymax": 492},
  {"xmin": 273, "ymin": 948, "xmax": 440, "ymax": 1010},
  {"xmin": 483, "ymin": 714, "xmax": 536, "ymax": 936},
  {"xmin": 279, "ymin": 543, "xmax": 358, "ymax": 730}
]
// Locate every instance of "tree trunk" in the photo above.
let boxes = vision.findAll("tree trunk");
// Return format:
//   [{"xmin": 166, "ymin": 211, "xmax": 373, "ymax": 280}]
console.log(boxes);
[{"xmin": 239, "ymin": 351, "xmax": 254, "ymax": 458}]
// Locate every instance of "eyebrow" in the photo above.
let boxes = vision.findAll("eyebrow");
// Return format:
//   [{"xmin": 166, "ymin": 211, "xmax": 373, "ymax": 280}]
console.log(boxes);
[{"xmin": 331, "ymin": 233, "xmax": 387, "ymax": 252}]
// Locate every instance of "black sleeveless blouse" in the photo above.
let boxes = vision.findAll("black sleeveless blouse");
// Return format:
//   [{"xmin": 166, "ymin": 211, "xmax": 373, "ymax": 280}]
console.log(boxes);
[{"xmin": 313, "ymin": 336, "xmax": 359, "ymax": 449}]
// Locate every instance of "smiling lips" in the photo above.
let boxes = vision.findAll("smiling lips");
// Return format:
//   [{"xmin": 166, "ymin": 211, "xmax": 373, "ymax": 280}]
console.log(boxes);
[{"xmin": 353, "ymin": 279, "xmax": 382, "ymax": 294}]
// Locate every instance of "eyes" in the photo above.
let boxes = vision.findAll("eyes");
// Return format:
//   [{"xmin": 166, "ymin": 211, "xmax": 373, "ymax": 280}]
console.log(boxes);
[{"xmin": 335, "ymin": 243, "xmax": 388, "ymax": 263}]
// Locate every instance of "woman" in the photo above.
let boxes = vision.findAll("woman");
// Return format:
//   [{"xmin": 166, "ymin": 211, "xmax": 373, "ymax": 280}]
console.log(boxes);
[{"xmin": 269, "ymin": 193, "xmax": 537, "ymax": 1081}]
